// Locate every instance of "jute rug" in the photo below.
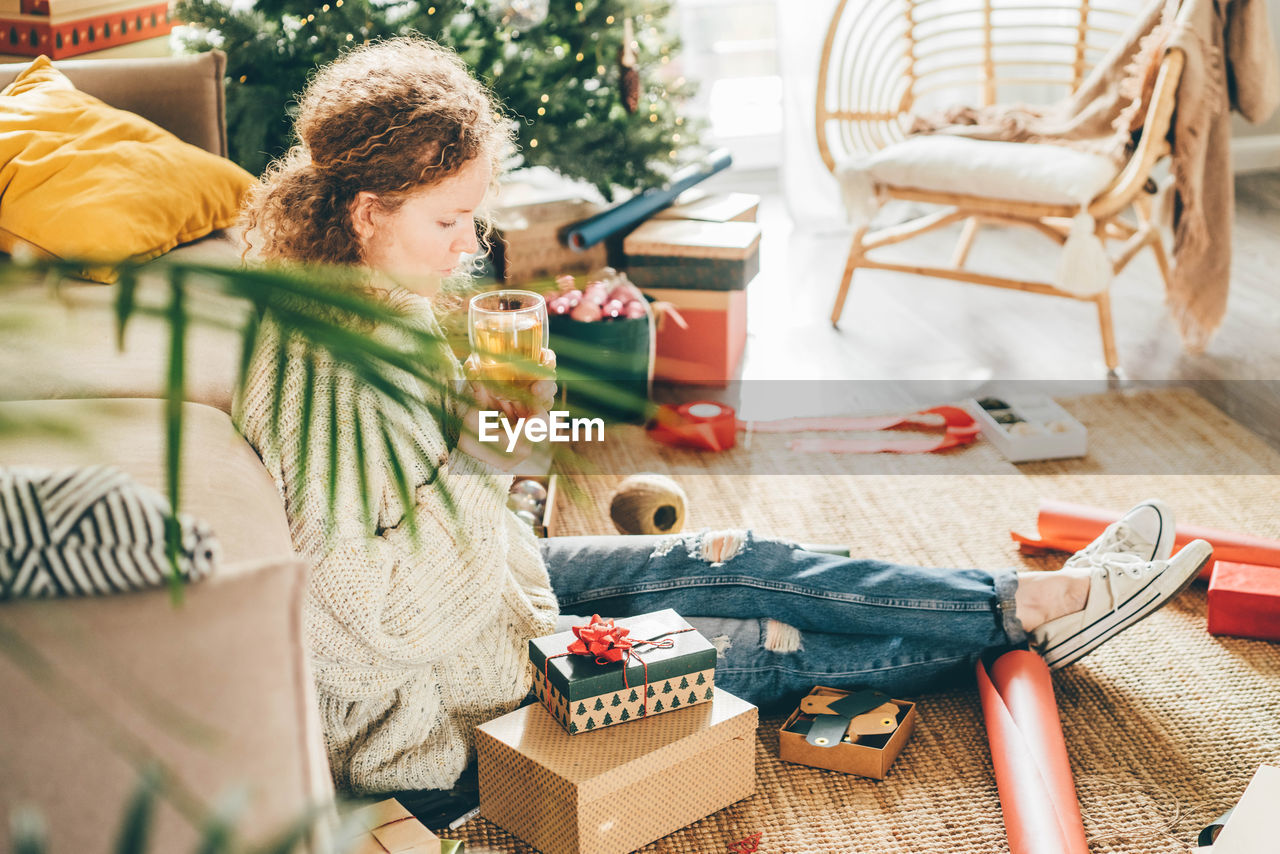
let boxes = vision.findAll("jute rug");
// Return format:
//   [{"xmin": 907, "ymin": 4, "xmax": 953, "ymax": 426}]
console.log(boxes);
[{"xmin": 450, "ymin": 388, "xmax": 1280, "ymax": 853}]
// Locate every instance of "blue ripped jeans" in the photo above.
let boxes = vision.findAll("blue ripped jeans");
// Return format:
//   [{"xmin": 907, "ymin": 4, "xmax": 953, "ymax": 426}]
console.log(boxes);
[{"xmin": 539, "ymin": 530, "xmax": 1026, "ymax": 712}]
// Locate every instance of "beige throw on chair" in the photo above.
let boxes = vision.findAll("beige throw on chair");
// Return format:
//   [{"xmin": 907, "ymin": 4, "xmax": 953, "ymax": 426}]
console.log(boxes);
[{"xmin": 909, "ymin": 0, "xmax": 1279, "ymax": 352}]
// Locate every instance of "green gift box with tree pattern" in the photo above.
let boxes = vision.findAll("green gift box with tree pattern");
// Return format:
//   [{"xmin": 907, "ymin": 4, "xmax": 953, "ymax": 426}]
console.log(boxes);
[{"xmin": 528, "ymin": 609, "xmax": 717, "ymax": 735}]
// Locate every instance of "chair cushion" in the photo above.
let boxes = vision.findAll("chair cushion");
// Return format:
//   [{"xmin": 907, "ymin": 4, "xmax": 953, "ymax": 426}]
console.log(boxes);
[
  {"xmin": 855, "ymin": 135, "xmax": 1121, "ymax": 206},
  {"xmin": 0, "ymin": 56, "xmax": 254, "ymax": 281}
]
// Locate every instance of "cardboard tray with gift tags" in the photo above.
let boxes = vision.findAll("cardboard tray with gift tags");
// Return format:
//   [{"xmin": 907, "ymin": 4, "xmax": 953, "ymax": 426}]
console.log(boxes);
[
  {"xmin": 966, "ymin": 395, "xmax": 1087, "ymax": 463},
  {"xmin": 778, "ymin": 685, "xmax": 918, "ymax": 779}
]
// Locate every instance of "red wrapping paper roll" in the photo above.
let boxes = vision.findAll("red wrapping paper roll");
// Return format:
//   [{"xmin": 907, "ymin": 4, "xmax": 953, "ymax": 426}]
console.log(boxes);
[
  {"xmin": 976, "ymin": 650, "xmax": 1088, "ymax": 854},
  {"xmin": 1011, "ymin": 499, "xmax": 1280, "ymax": 579}
]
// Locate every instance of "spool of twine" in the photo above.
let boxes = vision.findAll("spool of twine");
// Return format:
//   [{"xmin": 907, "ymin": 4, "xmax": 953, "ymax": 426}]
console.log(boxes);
[{"xmin": 610, "ymin": 474, "xmax": 688, "ymax": 535}]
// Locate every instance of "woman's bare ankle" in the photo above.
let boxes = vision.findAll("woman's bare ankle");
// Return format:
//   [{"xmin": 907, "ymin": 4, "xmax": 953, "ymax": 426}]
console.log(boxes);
[{"xmin": 1014, "ymin": 572, "xmax": 1091, "ymax": 633}]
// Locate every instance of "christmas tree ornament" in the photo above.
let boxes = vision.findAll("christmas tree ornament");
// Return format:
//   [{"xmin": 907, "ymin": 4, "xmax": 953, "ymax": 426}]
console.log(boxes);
[
  {"xmin": 570, "ymin": 300, "xmax": 603, "ymax": 322},
  {"xmin": 610, "ymin": 473, "xmax": 687, "ymax": 535},
  {"xmin": 507, "ymin": 492, "xmax": 541, "ymax": 515},
  {"xmin": 493, "ymin": 0, "xmax": 548, "ymax": 29},
  {"xmin": 619, "ymin": 17, "xmax": 640, "ymax": 114},
  {"xmin": 512, "ymin": 478, "xmax": 548, "ymax": 502}
]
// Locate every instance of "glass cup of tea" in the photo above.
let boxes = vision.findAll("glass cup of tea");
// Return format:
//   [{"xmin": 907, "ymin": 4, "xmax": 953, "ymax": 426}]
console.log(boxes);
[{"xmin": 468, "ymin": 289, "xmax": 549, "ymax": 384}]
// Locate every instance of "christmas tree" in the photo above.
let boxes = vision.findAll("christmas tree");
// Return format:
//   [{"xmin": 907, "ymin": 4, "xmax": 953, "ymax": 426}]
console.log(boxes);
[{"xmin": 176, "ymin": 0, "xmax": 698, "ymax": 196}]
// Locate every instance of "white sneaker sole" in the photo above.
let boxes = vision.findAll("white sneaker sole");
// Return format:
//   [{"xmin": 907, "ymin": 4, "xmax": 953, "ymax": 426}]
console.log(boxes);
[{"xmin": 1044, "ymin": 541, "xmax": 1212, "ymax": 670}]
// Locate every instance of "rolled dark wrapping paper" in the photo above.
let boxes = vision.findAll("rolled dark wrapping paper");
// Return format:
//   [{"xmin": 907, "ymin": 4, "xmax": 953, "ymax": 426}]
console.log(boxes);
[
  {"xmin": 976, "ymin": 650, "xmax": 1089, "ymax": 854},
  {"xmin": 565, "ymin": 148, "xmax": 734, "ymax": 250}
]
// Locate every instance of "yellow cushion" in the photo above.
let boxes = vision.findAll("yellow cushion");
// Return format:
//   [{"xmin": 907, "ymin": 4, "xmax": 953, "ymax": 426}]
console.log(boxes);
[{"xmin": 0, "ymin": 56, "xmax": 254, "ymax": 281}]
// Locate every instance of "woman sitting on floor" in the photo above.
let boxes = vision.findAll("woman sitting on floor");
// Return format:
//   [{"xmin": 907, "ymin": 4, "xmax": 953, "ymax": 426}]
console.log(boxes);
[{"xmin": 236, "ymin": 36, "xmax": 1213, "ymax": 795}]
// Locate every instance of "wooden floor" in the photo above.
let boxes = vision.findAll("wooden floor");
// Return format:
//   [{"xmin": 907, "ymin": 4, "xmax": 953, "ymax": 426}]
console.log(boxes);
[{"xmin": 678, "ymin": 169, "xmax": 1280, "ymax": 450}]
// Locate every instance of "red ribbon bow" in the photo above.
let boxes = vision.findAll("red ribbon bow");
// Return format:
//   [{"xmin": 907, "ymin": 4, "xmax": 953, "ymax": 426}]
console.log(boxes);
[{"xmin": 568, "ymin": 614, "xmax": 633, "ymax": 664}]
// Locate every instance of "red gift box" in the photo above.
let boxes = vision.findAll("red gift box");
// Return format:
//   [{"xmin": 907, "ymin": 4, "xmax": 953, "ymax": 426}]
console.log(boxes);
[
  {"xmin": 643, "ymin": 287, "xmax": 747, "ymax": 386},
  {"xmin": 1207, "ymin": 562, "xmax": 1280, "ymax": 641},
  {"xmin": 0, "ymin": 1, "xmax": 172, "ymax": 59}
]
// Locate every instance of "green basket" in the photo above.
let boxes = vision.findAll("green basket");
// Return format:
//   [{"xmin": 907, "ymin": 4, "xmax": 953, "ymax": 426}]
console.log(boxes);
[{"xmin": 548, "ymin": 305, "xmax": 654, "ymax": 425}]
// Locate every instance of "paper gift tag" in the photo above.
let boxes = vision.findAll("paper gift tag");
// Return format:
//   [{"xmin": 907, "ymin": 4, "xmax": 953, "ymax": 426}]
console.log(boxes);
[
  {"xmin": 800, "ymin": 688, "xmax": 888, "ymax": 717},
  {"xmin": 846, "ymin": 702, "xmax": 900, "ymax": 738},
  {"xmin": 805, "ymin": 714, "xmax": 849, "ymax": 747}
]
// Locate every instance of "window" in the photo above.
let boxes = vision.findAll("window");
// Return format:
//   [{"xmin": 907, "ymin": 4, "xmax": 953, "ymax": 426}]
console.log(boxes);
[{"xmin": 674, "ymin": 0, "xmax": 781, "ymax": 169}]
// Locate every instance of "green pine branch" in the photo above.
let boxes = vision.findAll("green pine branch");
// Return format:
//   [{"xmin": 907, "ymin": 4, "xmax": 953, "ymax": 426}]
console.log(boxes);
[{"xmin": 175, "ymin": 0, "xmax": 703, "ymax": 195}]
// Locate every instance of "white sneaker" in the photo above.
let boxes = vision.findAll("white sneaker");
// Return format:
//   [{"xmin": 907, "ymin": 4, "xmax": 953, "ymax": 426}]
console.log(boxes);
[
  {"xmin": 1062, "ymin": 499, "xmax": 1175, "ymax": 570},
  {"xmin": 1034, "ymin": 539, "xmax": 1213, "ymax": 670}
]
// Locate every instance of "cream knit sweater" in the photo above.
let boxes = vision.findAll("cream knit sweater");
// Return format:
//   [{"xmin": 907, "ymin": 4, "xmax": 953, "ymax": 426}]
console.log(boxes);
[{"xmin": 237, "ymin": 288, "xmax": 559, "ymax": 793}]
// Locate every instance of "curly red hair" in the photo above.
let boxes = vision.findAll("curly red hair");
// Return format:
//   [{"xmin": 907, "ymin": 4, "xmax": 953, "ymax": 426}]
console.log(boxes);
[{"xmin": 242, "ymin": 36, "xmax": 511, "ymax": 267}]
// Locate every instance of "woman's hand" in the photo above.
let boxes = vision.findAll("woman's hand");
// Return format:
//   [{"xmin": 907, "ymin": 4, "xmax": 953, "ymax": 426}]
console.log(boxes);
[
  {"xmin": 463, "ymin": 348, "xmax": 557, "ymax": 419},
  {"xmin": 457, "ymin": 349, "xmax": 557, "ymax": 471}
]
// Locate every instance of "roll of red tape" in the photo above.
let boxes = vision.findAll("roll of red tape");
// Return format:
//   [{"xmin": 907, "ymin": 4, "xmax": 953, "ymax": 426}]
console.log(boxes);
[{"xmin": 647, "ymin": 400, "xmax": 738, "ymax": 451}]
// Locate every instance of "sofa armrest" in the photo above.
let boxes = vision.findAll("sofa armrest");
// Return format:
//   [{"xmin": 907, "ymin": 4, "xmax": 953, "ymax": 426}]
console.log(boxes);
[
  {"xmin": 0, "ymin": 557, "xmax": 336, "ymax": 853},
  {"xmin": 0, "ymin": 50, "xmax": 230, "ymax": 157}
]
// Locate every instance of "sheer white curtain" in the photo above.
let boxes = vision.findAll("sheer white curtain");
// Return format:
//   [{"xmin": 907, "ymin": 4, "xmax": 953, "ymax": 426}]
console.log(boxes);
[
  {"xmin": 675, "ymin": 0, "xmax": 783, "ymax": 169},
  {"xmin": 777, "ymin": 0, "xmax": 848, "ymax": 231}
]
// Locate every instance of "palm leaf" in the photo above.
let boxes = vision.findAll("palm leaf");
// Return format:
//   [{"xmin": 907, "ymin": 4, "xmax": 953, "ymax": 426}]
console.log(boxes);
[
  {"xmin": 163, "ymin": 271, "xmax": 188, "ymax": 599},
  {"xmin": 378, "ymin": 413, "xmax": 419, "ymax": 540},
  {"xmin": 113, "ymin": 267, "xmax": 139, "ymax": 351},
  {"xmin": 268, "ymin": 325, "xmax": 290, "ymax": 464},
  {"xmin": 10, "ymin": 807, "xmax": 47, "ymax": 854},
  {"xmin": 193, "ymin": 790, "xmax": 249, "ymax": 854},
  {"xmin": 2, "ymin": 254, "xmax": 523, "ymax": 563},
  {"xmin": 295, "ymin": 352, "xmax": 318, "ymax": 517},
  {"xmin": 231, "ymin": 298, "xmax": 264, "ymax": 431},
  {"xmin": 351, "ymin": 401, "xmax": 375, "ymax": 532},
  {"xmin": 326, "ymin": 373, "xmax": 340, "ymax": 525},
  {"xmin": 113, "ymin": 768, "xmax": 161, "ymax": 854},
  {"xmin": 242, "ymin": 807, "xmax": 325, "ymax": 854}
]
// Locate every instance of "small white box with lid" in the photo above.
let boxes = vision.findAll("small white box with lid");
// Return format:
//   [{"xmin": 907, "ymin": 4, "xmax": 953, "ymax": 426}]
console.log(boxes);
[{"xmin": 967, "ymin": 395, "xmax": 1087, "ymax": 463}]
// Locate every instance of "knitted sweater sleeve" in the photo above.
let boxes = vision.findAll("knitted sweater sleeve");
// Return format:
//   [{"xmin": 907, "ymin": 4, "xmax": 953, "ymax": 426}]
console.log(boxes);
[{"xmin": 237, "ymin": 310, "xmax": 517, "ymax": 674}]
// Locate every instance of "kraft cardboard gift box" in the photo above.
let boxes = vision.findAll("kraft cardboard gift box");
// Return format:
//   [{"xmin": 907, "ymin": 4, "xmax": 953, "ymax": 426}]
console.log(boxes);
[
  {"xmin": 651, "ymin": 191, "xmax": 761, "ymax": 223},
  {"xmin": 643, "ymin": 286, "xmax": 747, "ymax": 386},
  {"xmin": 1207, "ymin": 562, "xmax": 1280, "ymax": 641},
  {"xmin": 778, "ymin": 686, "xmax": 918, "ymax": 780},
  {"xmin": 528, "ymin": 609, "xmax": 716, "ymax": 734},
  {"xmin": 344, "ymin": 799, "xmax": 442, "ymax": 854},
  {"xmin": 490, "ymin": 196, "xmax": 608, "ymax": 284},
  {"xmin": 622, "ymin": 219, "xmax": 760, "ymax": 291},
  {"xmin": 476, "ymin": 687, "xmax": 758, "ymax": 854}
]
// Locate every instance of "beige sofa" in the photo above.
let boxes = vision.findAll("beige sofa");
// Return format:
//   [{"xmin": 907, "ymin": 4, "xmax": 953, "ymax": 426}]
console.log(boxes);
[{"xmin": 0, "ymin": 53, "xmax": 334, "ymax": 853}]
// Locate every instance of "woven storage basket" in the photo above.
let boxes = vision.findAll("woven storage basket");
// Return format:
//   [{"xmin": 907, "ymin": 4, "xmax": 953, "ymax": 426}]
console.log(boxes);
[{"xmin": 492, "ymin": 199, "xmax": 608, "ymax": 285}]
